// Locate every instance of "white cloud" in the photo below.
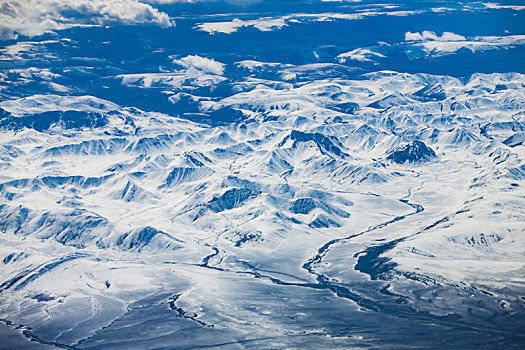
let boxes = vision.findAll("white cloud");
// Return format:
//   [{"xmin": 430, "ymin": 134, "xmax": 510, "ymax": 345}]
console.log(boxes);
[
  {"xmin": 173, "ymin": 55, "xmax": 225, "ymax": 75},
  {"xmin": 0, "ymin": 0, "xmax": 172, "ymax": 40}
]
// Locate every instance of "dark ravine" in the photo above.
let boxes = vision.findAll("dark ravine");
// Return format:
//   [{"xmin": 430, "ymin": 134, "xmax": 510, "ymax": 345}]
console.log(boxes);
[
  {"xmin": 200, "ymin": 245, "xmax": 220, "ymax": 267},
  {"xmin": 168, "ymin": 293, "xmax": 213, "ymax": 327}
]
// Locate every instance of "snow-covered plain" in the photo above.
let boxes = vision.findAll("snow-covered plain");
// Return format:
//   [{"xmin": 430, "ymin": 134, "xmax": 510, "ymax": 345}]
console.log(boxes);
[{"xmin": 1, "ymin": 0, "xmax": 524, "ymax": 349}]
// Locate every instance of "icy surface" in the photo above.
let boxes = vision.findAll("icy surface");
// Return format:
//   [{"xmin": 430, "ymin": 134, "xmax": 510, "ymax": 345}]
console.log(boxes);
[{"xmin": 1, "ymin": 0, "xmax": 524, "ymax": 349}]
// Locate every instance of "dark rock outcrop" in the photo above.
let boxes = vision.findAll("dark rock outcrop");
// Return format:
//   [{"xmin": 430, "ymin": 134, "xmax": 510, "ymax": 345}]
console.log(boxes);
[{"xmin": 387, "ymin": 140, "xmax": 436, "ymax": 164}]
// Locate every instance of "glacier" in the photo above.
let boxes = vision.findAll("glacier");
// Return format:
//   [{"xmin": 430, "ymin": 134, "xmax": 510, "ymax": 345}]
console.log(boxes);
[{"xmin": 0, "ymin": 0, "xmax": 524, "ymax": 349}]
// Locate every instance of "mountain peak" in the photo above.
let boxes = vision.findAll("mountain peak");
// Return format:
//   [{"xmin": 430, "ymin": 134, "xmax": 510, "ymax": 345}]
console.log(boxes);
[{"xmin": 387, "ymin": 140, "xmax": 437, "ymax": 164}]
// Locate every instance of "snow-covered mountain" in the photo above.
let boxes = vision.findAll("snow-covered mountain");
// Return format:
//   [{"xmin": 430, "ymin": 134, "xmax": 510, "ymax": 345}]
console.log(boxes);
[{"xmin": 1, "ymin": 1, "xmax": 524, "ymax": 349}]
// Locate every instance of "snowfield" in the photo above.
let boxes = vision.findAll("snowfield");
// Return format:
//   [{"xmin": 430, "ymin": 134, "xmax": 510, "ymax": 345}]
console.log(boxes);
[{"xmin": 1, "ymin": 67, "xmax": 524, "ymax": 348}]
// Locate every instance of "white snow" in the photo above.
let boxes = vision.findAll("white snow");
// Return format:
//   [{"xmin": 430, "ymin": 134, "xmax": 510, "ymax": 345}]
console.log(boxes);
[{"xmin": 1, "ymin": 64, "xmax": 524, "ymax": 347}]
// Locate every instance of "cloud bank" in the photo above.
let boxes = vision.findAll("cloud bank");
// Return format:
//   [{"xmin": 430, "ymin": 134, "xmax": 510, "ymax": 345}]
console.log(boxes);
[
  {"xmin": 173, "ymin": 55, "xmax": 225, "ymax": 75},
  {"xmin": 0, "ymin": 0, "xmax": 172, "ymax": 40}
]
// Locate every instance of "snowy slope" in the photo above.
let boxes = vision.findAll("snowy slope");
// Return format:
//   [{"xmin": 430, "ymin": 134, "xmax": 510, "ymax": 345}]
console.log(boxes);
[{"xmin": 1, "ymin": 68, "xmax": 524, "ymax": 348}]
